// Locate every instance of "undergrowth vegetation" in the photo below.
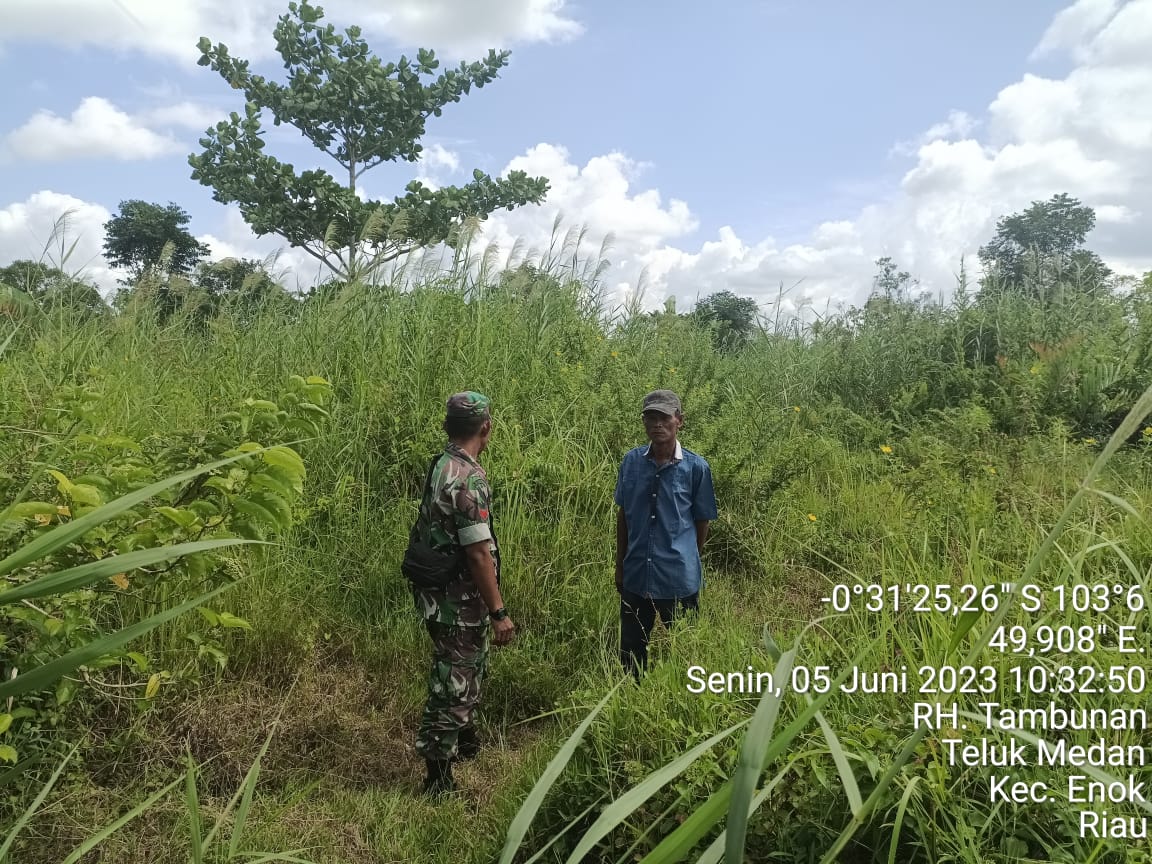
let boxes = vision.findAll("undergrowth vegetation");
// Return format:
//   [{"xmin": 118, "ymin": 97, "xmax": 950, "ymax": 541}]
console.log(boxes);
[{"xmin": 1, "ymin": 257, "xmax": 1151, "ymax": 863}]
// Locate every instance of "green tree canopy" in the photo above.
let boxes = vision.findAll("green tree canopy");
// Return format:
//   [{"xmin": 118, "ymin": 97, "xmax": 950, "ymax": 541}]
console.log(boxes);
[
  {"xmin": 0, "ymin": 259, "xmax": 107, "ymax": 319},
  {"xmin": 977, "ymin": 193, "xmax": 1111, "ymax": 299},
  {"xmin": 690, "ymin": 290, "xmax": 760, "ymax": 353},
  {"xmin": 189, "ymin": 0, "xmax": 549, "ymax": 282},
  {"xmin": 103, "ymin": 200, "xmax": 210, "ymax": 285}
]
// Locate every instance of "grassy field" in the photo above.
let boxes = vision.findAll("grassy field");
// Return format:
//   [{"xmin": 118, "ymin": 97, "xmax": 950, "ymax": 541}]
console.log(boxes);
[{"xmin": 2, "ymin": 264, "xmax": 1151, "ymax": 863}]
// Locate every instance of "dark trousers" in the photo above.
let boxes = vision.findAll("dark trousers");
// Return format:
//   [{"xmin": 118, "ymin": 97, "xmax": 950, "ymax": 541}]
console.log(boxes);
[{"xmin": 619, "ymin": 589, "xmax": 699, "ymax": 676}]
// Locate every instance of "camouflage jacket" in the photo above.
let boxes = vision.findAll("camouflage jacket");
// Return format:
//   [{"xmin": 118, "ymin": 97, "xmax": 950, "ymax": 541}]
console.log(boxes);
[{"xmin": 410, "ymin": 442, "xmax": 499, "ymax": 627}]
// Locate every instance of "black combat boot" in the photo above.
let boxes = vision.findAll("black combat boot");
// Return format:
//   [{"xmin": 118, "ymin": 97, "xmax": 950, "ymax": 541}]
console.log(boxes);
[
  {"xmin": 456, "ymin": 726, "xmax": 481, "ymax": 762},
  {"xmin": 422, "ymin": 758, "xmax": 456, "ymax": 796}
]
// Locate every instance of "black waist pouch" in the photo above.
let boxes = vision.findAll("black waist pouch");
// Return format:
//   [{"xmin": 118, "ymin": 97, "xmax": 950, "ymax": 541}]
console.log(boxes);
[
  {"xmin": 402, "ymin": 526, "xmax": 466, "ymax": 590},
  {"xmin": 402, "ymin": 453, "xmax": 466, "ymax": 590}
]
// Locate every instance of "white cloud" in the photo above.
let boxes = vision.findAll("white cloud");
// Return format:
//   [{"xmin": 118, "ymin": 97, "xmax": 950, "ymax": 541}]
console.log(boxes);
[
  {"xmin": 891, "ymin": 109, "xmax": 978, "ymax": 157},
  {"xmin": 142, "ymin": 101, "xmax": 223, "ymax": 132},
  {"xmin": 421, "ymin": 143, "xmax": 461, "ymax": 174},
  {"xmin": 3, "ymin": 97, "xmax": 182, "ymax": 162},
  {"xmin": 357, "ymin": 0, "xmax": 582, "ymax": 56},
  {"xmin": 1031, "ymin": 0, "xmax": 1121, "ymax": 61},
  {"xmin": 196, "ymin": 208, "xmax": 331, "ymax": 293},
  {"xmin": 0, "ymin": 191, "xmax": 115, "ymax": 289},
  {"xmin": 6, "ymin": 1, "xmax": 1151, "ymax": 315},
  {"xmin": 0, "ymin": 0, "xmax": 582, "ymax": 62},
  {"xmin": 469, "ymin": 0, "xmax": 1152, "ymax": 314}
]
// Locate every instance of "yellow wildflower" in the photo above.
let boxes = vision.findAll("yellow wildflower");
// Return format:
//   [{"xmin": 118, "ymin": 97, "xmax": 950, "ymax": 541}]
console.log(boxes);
[
  {"xmin": 793, "ymin": 406, "xmax": 801, "ymax": 413},
  {"xmin": 807, "ymin": 513, "xmax": 817, "ymax": 522},
  {"xmin": 110, "ymin": 573, "xmax": 130, "ymax": 590},
  {"xmin": 1082, "ymin": 437, "xmax": 1096, "ymax": 445},
  {"xmin": 611, "ymin": 351, "xmax": 619, "ymax": 358},
  {"xmin": 668, "ymin": 367, "xmax": 677, "ymax": 374},
  {"xmin": 56, "ymin": 505, "xmax": 71, "ymax": 517},
  {"xmin": 879, "ymin": 444, "xmax": 893, "ymax": 454},
  {"xmin": 987, "ymin": 466, "xmax": 997, "ymax": 475}
]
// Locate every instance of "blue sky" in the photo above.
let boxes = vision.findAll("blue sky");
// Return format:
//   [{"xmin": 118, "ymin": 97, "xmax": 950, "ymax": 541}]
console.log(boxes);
[{"xmin": 1, "ymin": 0, "xmax": 1149, "ymax": 311}]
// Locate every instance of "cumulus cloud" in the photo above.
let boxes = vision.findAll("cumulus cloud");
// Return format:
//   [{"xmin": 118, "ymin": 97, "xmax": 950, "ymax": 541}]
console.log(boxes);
[
  {"xmin": 141, "ymin": 101, "xmax": 224, "ymax": 131},
  {"xmin": 0, "ymin": 191, "xmax": 115, "ymax": 288},
  {"xmin": 1031, "ymin": 0, "xmax": 1121, "ymax": 61},
  {"xmin": 2, "ymin": 97, "xmax": 183, "ymax": 162},
  {"xmin": 5, "ymin": 1, "xmax": 1150, "ymax": 316},
  {"xmin": 891, "ymin": 110, "xmax": 978, "ymax": 157},
  {"xmin": 421, "ymin": 143, "xmax": 461, "ymax": 174},
  {"xmin": 474, "ymin": 0, "xmax": 1152, "ymax": 314},
  {"xmin": 0, "ymin": 0, "xmax": 582, "ymax": 62},
  {"xmin": 195, "ymin": 207, "xmax": 332, "ymax": 293}
]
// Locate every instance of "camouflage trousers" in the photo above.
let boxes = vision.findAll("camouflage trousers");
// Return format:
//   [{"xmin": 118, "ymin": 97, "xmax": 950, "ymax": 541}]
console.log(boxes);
[{"xmin": 415, "ymin": 619, "xmax": 491, "ymax": 761}]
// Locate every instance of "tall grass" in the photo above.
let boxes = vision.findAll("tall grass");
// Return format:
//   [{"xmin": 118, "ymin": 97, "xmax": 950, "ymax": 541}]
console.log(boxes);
[{"xmin": 0, "ymin": 253, "xmax": 1149, "ymax": 862}]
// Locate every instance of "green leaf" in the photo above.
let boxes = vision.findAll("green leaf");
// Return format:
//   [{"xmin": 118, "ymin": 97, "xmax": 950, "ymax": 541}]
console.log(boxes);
[
  {"xmin": 0, "ymin": 746, "xmax": 15, "ymax": 765},
  {"xmin": 0, "ymin": 539, "xmax": 257, "ymax": 605},
  {"xmin": 0, "ymin": 583, "xmax": 237, "ymax": 704},
  {"xmin": 197, "ymin": 607, "xmax": 221, "ymax": 627},
  {"xmin": 231, "ymin": 496, "xmax": 281, "ymax": 531},
  {"xmin": 4, "ymin": 502, "xmax": 57, "ymax": 520},
  {"xmin": 263, "ymin": 445, "xmax": 305, "ymax": 478},
  {"xmin": 249, "ymin": 490, "xmax": 292, "ymax": 529},
  {"xmin": 0, "ymin": 449, "xmax": 271, "ymax": 579},
  {"xmin": 250, "ymin": 470, "xmax": 296, "ymax": 500},
  {"xmin": 217, "ymin": 612, "xmax": 251, "ymax": 630},
  {"xmin": 156, "ymin": 506, "xmax": 198, "ymax": 529},
  {"xmin": 69, "ymin": 484, "xmax": 104, "ymax": 507},
  {"xmin": 0, "ymin": 715, "xmax": 11, "ymax": 735}
]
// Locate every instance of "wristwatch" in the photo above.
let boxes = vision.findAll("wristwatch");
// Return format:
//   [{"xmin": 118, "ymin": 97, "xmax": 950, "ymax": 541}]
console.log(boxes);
[{"xmin": 490, "ymin": 607, "xmax": 508, "ymax": 621}]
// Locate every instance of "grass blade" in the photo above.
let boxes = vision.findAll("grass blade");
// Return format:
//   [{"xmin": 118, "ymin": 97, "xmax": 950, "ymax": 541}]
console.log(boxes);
[
  {"xmin": 814, "ymin": 710, "xmax": 862, "ymax": 818},
  {"xmin": 886, "ymin": 777, "xmax": 920, "ymax": 864},
  {"xmin": 0, "ymin": 449, "xmax": 273, "ymax": 577},
  {"xmin": 0, "ymin": 538, "xmax": 259, "ymax": 604},
  {"xmin": 819, "ymin": 381, "xmax": 1152, "ymax": 864},
  {"xmin": 215, "ymin": 729, "xmax": 276, "ymax": 855},
  {"xmin": 0, "ymin": 745, "xmax": 77, "ymax": 862},
  {"xmin": 0, "ymin": 582, "xmax": 236, "ymax": 702},
  {"xmin": 498, "ymin": 679, "xmax": 624, "ymax": 864},
  {"xmin": 638, "ymin": 634, "xmax": 883, "ymax": 864},
  {"xmin": 60, "ymin": 773, "xmax": 185, "ymax": 864},
  {"xmin": 695, "ymin": 754, "xmax": 807, "ymax": 864},
  {"xmin": 724, "ymin": 647, "xmax": 796, "ymax": 862},
  {"xmin": 186, "ymin": 754, "xmax": 203, "ymax": 864},
  {"xmin": 563, "ymin": 719, "xmax": 751, "ymax": 864}
]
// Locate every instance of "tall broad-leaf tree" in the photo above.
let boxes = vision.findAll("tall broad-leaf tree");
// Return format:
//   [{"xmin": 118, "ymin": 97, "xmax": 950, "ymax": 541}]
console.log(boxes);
[
  {"xmin": 977, "ymin": 193, "xmax": 1111, "ymax": 299},
  {"xmin": 189, "ymin": 0, "xmax": 550, "ymax": 282},
  {"xmin": 103, "ymin": 200, "xmax": 210, "ymax": 285}
]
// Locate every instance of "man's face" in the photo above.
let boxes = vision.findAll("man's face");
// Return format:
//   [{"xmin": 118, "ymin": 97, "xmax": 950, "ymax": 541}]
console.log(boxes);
[{"xmin": 642, "ymin": 409, "xmax": 682, "ymax": 444}]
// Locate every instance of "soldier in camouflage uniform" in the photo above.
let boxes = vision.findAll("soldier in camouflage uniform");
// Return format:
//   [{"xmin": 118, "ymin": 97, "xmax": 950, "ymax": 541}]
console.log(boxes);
[{"xmin": 411, "ymin": 391, "xmax": 516, "ymax": 795}]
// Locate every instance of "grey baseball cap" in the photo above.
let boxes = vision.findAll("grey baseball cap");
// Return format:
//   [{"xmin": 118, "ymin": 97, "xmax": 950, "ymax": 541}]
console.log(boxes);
[{"xmin": 642, "ymin": 389, "xmax": 682, "ymax": 416}]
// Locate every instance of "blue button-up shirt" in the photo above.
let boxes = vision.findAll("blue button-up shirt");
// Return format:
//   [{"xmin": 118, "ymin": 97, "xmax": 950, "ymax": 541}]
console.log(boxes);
[{"xmin": 614, "ymin": 440, "xmax": 718, "ymax": 599}]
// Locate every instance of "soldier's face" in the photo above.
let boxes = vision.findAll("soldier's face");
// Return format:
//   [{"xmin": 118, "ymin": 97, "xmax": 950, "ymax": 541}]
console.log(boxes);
[{"xmin": 477, "ymin": 418, "xmax": 493, "ymax": 453}]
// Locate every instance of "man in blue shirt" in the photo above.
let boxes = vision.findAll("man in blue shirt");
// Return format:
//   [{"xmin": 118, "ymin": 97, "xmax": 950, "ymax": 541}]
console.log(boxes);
[{"xmin": 614, "ymin": 389, "xmax": 718, "ymax": 675}]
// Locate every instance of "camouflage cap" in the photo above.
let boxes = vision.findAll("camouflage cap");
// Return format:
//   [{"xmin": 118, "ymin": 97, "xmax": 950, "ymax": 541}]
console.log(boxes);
[
  {"xmin": 446, "ymin": 391, "xmax": 492, "ymax": 419},
  {"xmin": 642, "ymin": 389, "xmax": 682, "ymax": 416}
]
